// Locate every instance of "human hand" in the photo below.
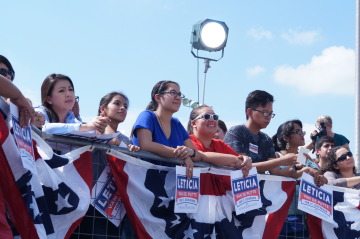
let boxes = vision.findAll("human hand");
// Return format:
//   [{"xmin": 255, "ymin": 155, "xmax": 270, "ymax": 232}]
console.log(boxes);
[
  {"xmin": 184, "ymin": 157, "xmax": 194, "ymax": 179},
  {"xmin": 31, "ymin": 112, "xmax": 45, "ymax": 128},
  {"xmin": 174, "ymin": 146, "xmax": 193, "ymax": 160},
  {"xmin": 91, "ymin": 116, "xmax": 109, "ymax": 134},
  {"xmin": 236, "ymin": 155, "xmax": 252, "ymax": 177},
  {"xmin": 127, "ymin": 144, "xmax": 140, "ymax": 152},
  {"xmin": 108, "ymin": 137, "xmax": 121, "ymax": 146},
  {"xmin": 11, "ymin": 96, "xmax": 34, "ymax": 127},
  {"xmin": 313, "ymin": 173, "xmax": 327, "ymax": 187}
]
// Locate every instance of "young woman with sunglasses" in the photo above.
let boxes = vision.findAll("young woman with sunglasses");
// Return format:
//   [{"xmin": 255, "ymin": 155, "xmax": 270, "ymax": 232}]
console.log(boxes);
[
  {"xmin": 323, "ymin": 146, "xmax": 360, "ymax": 189},
  {"xmin": 187, "ymin": 105, "xmax": 252, "ymax": 176},
  {"xmin": 131, "ymin": 80, "xmax": 202, "ymax": 177}
]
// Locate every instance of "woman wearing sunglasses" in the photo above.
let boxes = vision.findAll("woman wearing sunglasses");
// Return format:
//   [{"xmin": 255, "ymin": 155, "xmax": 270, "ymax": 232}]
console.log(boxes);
[
  {"xmin": 187, "ymin": 105, "xmax": 252, "ymax": 176},
  {"xmin": 323, "ymin": 146, "xmax": 360, "ymax": 189},
  {"xmin": 131, "ymin": 80, "xmax": 202, "ymax": 177}
]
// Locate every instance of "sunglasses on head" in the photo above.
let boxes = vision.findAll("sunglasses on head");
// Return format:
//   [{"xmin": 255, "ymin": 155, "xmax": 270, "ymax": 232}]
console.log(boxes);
[
  {"xmin": 195, "ymin": 113, "xmax": 219, "ymax": 121},
  {"xmin": 337, "ymin": 151, "xmax": 353, "ymax": 162},
  {"xmin": 0, "ymin": 68, "xmax": 13, "ymax": 79}
]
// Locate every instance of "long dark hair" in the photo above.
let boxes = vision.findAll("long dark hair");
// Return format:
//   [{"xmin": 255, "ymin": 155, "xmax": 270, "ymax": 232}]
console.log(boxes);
[
  {"xmin": 41, "ymin": 73, "xmax": 74, "ymax": 122},
  {"xmin": 324, "ymin": 146, "xmax": 356, "ymax": 175},
  {"xmin": 187, "ymin": 105, "xmax": 211, "ymax": 134},
  {"xmin": 146, "ymin": 80, "xmax": 179, "ymax": 111},
  {"xmin": 98, "ymin": 91, "xmax": 129, "ymax": 115},
  {"xmin": 272, "ymin": 119, "xmax": 303, "ymax": 152}
]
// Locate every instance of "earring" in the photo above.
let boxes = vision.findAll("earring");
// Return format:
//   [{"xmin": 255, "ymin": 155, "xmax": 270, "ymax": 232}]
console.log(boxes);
[{"xmin": 286, "ymin": 142, "xmax": 290, "ymax": 150}]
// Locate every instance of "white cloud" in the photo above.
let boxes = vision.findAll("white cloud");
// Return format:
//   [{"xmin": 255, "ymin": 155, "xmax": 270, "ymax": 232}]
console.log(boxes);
[
  {"xmin": 274, "ymin": 46, "xmax": 355, "ymax": 95},
  {"xmin": 246, "ymin": 65, "xmax": 266, "ymax": 77},
  {"xmin": 247, "ymin": 27, "xmax": 273, "ymax": 40},
  {"xmin": 281, "ymin": 29, "xmax": 321, "ymax": 45}
]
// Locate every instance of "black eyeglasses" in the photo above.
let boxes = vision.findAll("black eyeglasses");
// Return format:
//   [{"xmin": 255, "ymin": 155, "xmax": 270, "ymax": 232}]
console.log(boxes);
[
  {"xmin": 291, "ymin": 129, "xmax": 306, "ymax": 136},
  {"xmin": 75, "ymin": 96, "xmax": 79, "ymax": 102},
  {"xmin": 161, "ymin": 90, "xmax": 185, "ymax": 99},
  {"xmin": 195, "ymin": 113, "xmax": 219, "ymax": 121},
  {"xmin": 252, "ymin": 109, "xmax": 275, "ymax": 118},
  {"xmin": 0, "ymin": 68, "xmax": 13, "ymax": 79},
  {"xmin": 337, "ymin": 151, "xmax": 353, "ymax": 162}
]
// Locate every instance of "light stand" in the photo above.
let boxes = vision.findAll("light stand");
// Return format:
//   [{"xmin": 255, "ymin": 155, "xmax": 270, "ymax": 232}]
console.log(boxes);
[{"xmin": 190, "ymin": 19, "xmax": 229, "ymax": 105}]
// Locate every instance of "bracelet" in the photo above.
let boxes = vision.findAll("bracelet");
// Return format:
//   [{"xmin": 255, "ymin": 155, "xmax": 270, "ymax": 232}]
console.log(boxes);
[{"xmin": 190, "ymin": 149, "xmax": 197, "ymax": 158}]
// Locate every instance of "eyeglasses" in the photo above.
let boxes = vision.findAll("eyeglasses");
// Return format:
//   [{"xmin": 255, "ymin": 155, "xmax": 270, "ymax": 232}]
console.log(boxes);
[
  {"xmin": 337, "ymin": 151, "xmax": 353, "ymax": 162},
  {"xmin": 252, "ymin": 109, "xmax": 275, "ymax": 118},
  {"xmin": 0, "ymin": 68, "xmax": 13, "ymax": 79},
  {"xmin": 161, "ymin": 90, "xmax": 185, "ymax": 99},
  {"xmin": 291, "ymin": 129, "xmax": 306, "ymax": 136},
  {"xmin": 195, "ymin": 113, "xmax": 219, "ymax": 121},
  {"xmin": 75, "ymin": 96, "xmax": 79, "ymax": 102}
]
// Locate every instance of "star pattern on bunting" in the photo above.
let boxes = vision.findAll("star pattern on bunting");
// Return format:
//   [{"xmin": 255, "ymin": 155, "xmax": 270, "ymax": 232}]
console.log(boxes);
[
  {"xmin": 183, "ymin": 224, "xmax": 198, "ymax": 239},
  {"xmin": 55, "ymin": 192, "xmax": 72, "ymax": 212},
  {"xmin": 170, "ymin": 214, "xmax": 181, "ymax": 228},
  {"xmin": 158, "ymin": 196, "xmax": 172, "ymax": 208}
]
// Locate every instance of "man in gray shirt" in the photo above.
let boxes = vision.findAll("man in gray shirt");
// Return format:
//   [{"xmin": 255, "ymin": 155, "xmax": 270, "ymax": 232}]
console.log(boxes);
[{"xmin": 224, "ymin": 90, "xmax": 297, "ymax": 175}]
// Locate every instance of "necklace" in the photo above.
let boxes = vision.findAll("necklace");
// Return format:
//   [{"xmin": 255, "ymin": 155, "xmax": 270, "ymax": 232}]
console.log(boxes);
[{"xmin": 155, "ymin": 113, "xmax": 170, "ymax": 138}]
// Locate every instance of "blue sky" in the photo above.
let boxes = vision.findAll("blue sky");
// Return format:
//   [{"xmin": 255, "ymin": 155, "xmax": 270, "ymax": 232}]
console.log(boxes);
[{"xmin": 2, "ymin": 1, "xmax": 356, "ymax": 149}]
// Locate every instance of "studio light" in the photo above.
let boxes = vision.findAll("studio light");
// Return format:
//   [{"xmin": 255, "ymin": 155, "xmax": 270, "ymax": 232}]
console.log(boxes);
[
  {"xmin": 191, "ymin": 19, "xmax": 229, "ymax": 60},
  {"xmin": 189, "ymin": 18, "xmax": 229, "ymax": 105}
]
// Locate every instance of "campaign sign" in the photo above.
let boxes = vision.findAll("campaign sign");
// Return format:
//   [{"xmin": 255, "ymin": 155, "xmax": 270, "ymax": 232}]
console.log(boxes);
[
  {"xmin": 298, "ymin": 173, "xmax": 334, "ymax": 224},
  {"xmin": 174, "ymin": 166, "xmax": 200, "ymax": 213},
  {"xmin": 91, "ymin": 167, "xmax": 125, "ymax": 226},
  {"xmin": 10, "ymin": 103, "xmax": 35, "ymax": 168},
  {"xmin": 231, "ymin": 168, "xmax": 261, "ymax": 215}
]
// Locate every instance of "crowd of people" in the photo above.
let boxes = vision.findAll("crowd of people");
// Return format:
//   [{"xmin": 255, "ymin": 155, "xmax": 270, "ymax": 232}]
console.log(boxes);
[{"xmin": 0, "ymin": 54, "xmax": 356, "ymax": 238}]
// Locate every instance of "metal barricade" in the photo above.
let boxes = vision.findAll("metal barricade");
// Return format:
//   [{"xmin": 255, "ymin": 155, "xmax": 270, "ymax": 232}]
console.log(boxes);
[
  {"xmin": 279, "ymin": 184, "xmax": 309, "ymax": 239},
  {"xmin": 37, "ymin": 130, "xmax": 309, "ymax": 239}
]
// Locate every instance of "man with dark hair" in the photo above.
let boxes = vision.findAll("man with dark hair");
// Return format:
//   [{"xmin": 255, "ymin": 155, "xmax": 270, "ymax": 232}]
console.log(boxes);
[
  {"xmin": 315, "ymin": 136, "xmax": 334, "ymax": 169},
  {"xmin": 224, "ymin": 90, "xmax": 297, "ymax": 175},
  {"xmin": 0, "ymin": 55, "xmax": 15, "ymax": 81}
]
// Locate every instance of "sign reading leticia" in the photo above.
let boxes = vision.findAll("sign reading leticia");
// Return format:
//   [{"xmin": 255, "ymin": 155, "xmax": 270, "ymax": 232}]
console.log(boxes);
[
  {"xmin": 174, "ymin": 166, "xmax": 200, "ymax": 213},
  {"xmin": 10, "ymin": 103, "xmax": 35, "ymax": 170},
  {"xmin": 231, "ymin": 168, "xmax": 262, "ymax": 215},
  {"xmin": 298, "ymin": 173, "xmax": 335, "ymax": 224}
]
